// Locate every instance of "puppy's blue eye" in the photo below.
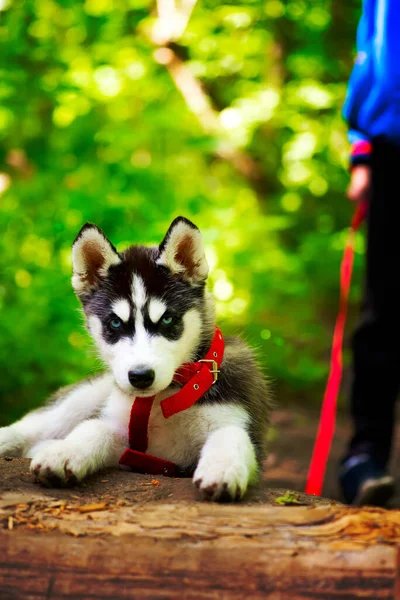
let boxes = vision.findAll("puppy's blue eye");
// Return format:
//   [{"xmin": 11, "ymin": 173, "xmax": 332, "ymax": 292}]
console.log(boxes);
[
  {"xmin": 161, "ymin": 315, "xmax": 173, "ymax": 326},
  {"xmin": 110, "ymin": 318, "xmax": 122, "ymax": 329}
]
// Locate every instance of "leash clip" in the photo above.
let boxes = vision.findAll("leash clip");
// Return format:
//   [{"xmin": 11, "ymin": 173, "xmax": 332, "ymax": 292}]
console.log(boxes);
[{"xmin": 198, "ymin": 359, "xmax": 220, "ymax": 383}]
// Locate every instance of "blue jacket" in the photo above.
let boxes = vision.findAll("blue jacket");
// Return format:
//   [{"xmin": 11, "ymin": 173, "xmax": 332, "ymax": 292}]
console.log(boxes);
[{"xmin": 343, "ymin": 0, "xmax": 400, "ymax": 163}]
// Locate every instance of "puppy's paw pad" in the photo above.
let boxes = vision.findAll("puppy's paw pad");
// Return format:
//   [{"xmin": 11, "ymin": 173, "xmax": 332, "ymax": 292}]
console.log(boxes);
[
  {"xmin": 200, "ymin": 482, "xmax": 218, "ymax": 500},
  {"xmin": 193, "ymin": 457, "xmax": 248, "ymax": 502},
  {"xmin": 64, "ymin": 462, "xmax": 78, "ymax": 486},
  {"xmin": 30, "ymin": 443, "xmax": 86, "ymax": 487}
]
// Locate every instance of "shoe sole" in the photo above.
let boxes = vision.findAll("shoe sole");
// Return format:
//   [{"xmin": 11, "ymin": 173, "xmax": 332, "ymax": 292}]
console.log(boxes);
[{"xmin": 354, "ymin": 476, "xmax": 395, "ymax": 507}]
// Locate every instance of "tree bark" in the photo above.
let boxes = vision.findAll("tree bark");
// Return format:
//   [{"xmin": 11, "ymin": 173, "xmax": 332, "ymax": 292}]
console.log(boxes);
[{"xmin": 0, "ymin": 458, "xmax": 399, "ymax": 599}]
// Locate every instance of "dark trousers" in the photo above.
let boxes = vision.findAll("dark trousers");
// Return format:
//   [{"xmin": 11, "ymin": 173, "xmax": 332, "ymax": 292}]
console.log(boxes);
[{"xmin": 347, "ymin": 139, "xmax": 400, "ymax": 467}]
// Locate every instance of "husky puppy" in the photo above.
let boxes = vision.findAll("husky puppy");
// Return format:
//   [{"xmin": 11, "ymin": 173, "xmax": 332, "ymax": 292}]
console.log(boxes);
[{"xmin": 0, "ymin": 217, "xmax": 271, "ymax": 501}]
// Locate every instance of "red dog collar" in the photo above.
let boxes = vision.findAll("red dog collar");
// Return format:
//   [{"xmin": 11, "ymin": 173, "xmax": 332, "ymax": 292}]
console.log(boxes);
[{"xmin": 119, "ymin": 326, "xmax": 224, "ymax": 477}]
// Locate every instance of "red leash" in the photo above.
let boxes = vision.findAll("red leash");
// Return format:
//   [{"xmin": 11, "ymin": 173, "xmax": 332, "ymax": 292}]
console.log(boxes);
[
  {"xmin": 305, "ymin": 202, "xmax": 367, "ymax": 496},
  {"xmin": 119, "ymin": 326, "xmax": 224, "ymax": 477}
]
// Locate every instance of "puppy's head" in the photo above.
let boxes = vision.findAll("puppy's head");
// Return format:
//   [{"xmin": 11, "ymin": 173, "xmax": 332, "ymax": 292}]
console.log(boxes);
[{"xmin": 72, "ymin": 217, "xmax": 214, "ymax": 396}]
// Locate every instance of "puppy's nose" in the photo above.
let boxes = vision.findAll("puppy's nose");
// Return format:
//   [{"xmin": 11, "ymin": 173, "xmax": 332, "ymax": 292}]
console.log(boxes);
[{"xmin": 128, "ymin": 368, "xmax": 155, "ymax": 390}]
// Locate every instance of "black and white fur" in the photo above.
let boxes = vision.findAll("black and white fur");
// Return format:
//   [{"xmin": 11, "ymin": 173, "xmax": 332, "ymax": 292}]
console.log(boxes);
[{"xmin": 0, "ymin": 217, "xmax": 271, "ymax": 501}]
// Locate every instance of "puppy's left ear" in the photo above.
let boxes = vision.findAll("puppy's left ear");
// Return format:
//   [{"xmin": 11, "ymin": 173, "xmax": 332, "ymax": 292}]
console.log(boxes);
[{"xmin": 157, "ymin": 217, "xmax": 209, "ymax": 285}]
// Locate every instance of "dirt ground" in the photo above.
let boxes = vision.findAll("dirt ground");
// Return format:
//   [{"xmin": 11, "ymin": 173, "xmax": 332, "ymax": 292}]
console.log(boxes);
[
  {"xmin": 0, "ymin": 436, "xmax": 338, "ymax": 538},
  {"xmin": 0, "ymin": 406, "xmax": 398, "ymax": 508},
  {"xmin": 267, "ymin": 407, "xmax": 400, "ymax": 508}
]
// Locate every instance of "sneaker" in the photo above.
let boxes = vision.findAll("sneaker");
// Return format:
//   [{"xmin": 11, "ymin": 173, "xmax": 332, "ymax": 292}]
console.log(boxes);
[{"xmin": 339, "ymin": 454, "xmax": 395, "ymax": 506}]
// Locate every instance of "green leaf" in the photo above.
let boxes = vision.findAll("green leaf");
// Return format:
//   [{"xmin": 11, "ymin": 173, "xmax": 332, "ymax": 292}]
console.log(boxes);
[{"xmin": 274, "ymin": 492, "xmax": 303, "ymax": 505}]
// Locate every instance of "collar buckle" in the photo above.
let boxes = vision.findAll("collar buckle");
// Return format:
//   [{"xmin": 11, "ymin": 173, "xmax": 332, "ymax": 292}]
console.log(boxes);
[{"xmin": 198, "ymin": 359, "xmax": 220, "ymax": 383}]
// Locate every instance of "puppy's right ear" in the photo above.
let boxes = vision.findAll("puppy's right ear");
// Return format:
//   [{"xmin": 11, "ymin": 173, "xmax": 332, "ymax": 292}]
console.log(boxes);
[{"xmin": 72, "ymin": 223, "xmax": 121, "ymax": 298}]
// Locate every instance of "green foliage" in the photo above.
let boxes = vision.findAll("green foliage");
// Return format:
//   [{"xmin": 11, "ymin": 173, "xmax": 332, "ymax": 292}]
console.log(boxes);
[
  {"xmin": 0, "ymin": 0, "xmax": 363, "ymax": 424},
  {"xmin": 274, "ymin": 491, "xmax": 303, "ymax": 505}
]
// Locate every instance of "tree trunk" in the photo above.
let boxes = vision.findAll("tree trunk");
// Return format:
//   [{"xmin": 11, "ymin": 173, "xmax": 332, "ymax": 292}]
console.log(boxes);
[{"xmin": 0, "ymin": 458, "xmax": 399, "ymax": 599}]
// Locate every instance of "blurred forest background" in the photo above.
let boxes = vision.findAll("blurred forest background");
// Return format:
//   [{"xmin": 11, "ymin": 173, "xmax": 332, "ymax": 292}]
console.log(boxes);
[{"xmin": 0, "ymin": 0, "xmax": 364, "ymax": 424}]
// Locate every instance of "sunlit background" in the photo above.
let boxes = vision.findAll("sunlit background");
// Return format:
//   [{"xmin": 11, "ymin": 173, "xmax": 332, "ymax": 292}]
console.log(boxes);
[{"xmin": 0, "ymin": 0, "xmax": 364, "ymax": 423}]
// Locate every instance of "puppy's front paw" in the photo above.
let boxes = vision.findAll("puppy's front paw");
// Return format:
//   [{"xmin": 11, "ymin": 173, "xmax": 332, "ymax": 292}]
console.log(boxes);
[
  {"xmin": 193, "ymin": 454, "xmax": 250, "ymax": 502},
  {"xmin": 30, "ymin": 441, "xmax": 89, "ymax": 487},
  {"xmin": 0, "ymin": 427, "xmax": 25, "ymax": 458}
]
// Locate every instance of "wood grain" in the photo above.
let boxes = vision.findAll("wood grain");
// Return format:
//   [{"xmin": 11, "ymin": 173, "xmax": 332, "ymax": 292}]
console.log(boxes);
[{"xmin": 0, "ymin": 458, "xmax": 399, "ymax": 599}]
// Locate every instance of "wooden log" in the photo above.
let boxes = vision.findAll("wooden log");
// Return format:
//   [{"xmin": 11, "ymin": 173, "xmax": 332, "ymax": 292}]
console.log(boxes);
[{"xmin": 0, "ymin": 458, "xmax": 399, "ymax": 599}]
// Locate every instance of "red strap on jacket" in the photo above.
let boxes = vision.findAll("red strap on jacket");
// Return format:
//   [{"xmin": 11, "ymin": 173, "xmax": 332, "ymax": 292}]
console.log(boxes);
[
  {"xmin": 305, "ymin": 202, "xmax": 367, "ymax": 496},
  {"xmin": 119, "ymin": 326, "xmax": 224, "ymax": 477}
]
